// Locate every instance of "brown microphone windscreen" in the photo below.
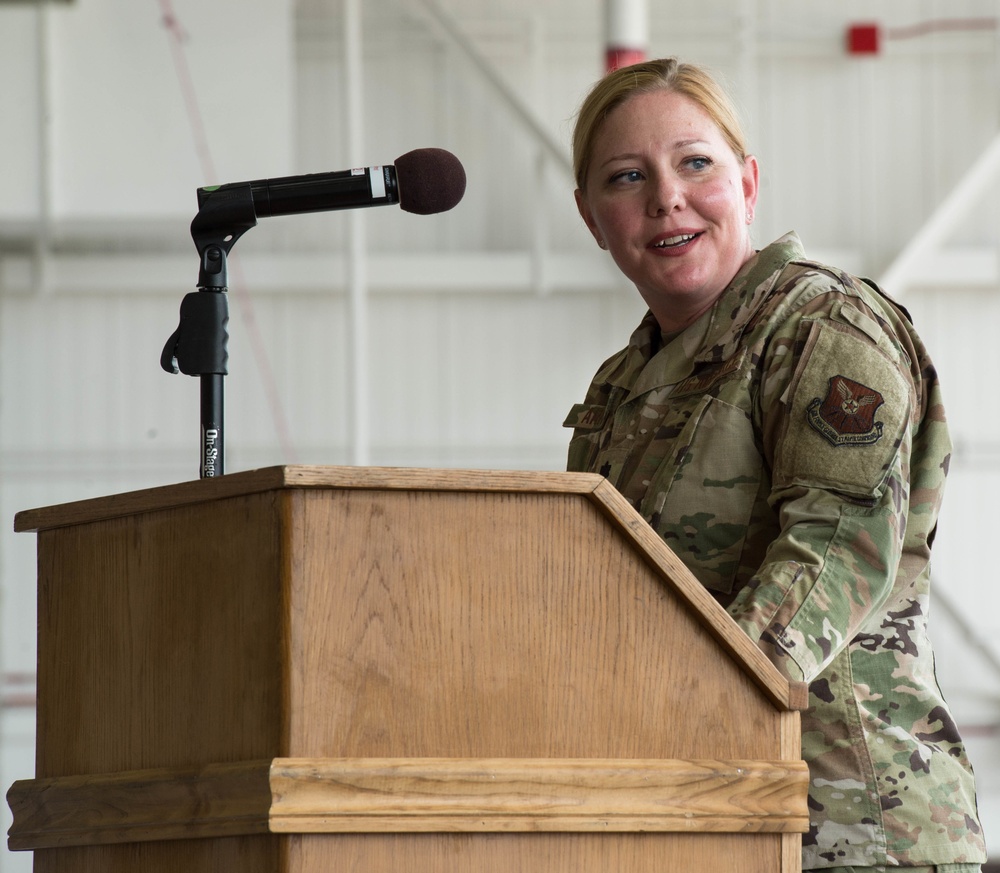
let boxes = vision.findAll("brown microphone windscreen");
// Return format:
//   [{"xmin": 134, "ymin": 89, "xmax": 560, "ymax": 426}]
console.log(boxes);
[{"xmin": 394, "ymin": 148, "xmax": 467, "ymax": 215}]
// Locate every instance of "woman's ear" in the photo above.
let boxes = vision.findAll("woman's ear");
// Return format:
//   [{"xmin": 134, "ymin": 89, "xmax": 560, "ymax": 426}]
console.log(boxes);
[{"xmin": 742, "ymin": 154, "xmax": 760, "ymax": 220}]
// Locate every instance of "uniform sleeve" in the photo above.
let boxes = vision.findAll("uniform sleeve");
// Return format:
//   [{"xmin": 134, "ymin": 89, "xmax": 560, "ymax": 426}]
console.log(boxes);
[{"xmin": 725, "ymin": 293, "xmax": 917, "ymax": 684}]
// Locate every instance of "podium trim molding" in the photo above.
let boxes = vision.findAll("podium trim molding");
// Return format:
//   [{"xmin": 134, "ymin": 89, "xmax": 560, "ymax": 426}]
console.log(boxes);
[{"xmin": 7, "ymin": 756, "xmax": 810, "ymax": 850}]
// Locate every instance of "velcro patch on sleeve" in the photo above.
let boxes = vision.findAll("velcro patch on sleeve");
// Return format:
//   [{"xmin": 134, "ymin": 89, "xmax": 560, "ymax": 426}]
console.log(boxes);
[{"xmin": 774, "ymin": 320, "xmax": 911, "ymax": 499}]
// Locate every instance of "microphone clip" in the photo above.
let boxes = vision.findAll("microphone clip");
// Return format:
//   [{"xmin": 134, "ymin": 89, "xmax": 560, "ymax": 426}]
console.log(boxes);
[
  {"xmin": 161, "ymin": 184, "xmax": 256, "ymax": 378},
  {"xmin": 190, "ymin": 182, "xmax": 259, "ymax": 289}
]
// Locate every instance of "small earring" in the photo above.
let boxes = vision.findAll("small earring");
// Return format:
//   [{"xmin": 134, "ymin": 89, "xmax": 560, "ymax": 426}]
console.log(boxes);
[
  {"xmin": 746, "ymin": 210, "xmax": 753, "ymax": 224},
  {"xmin": 598, "ymin": 239, "xmax": 607, "ymax": 249}
]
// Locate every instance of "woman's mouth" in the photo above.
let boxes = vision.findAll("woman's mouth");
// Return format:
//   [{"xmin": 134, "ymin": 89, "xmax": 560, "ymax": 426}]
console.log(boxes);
[{"xmin": 651, "ymin": 232, "xmax": 701, "ymax": 250}]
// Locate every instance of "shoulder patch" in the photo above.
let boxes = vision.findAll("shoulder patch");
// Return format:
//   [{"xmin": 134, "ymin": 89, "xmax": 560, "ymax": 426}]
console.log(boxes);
[
  {"xmin": 807, "ymin": 376, "xmax": 885, "ymax": 446},
  {"xmin": 774, "ymin": 320, "xmax": 911, "ymax": 499}
]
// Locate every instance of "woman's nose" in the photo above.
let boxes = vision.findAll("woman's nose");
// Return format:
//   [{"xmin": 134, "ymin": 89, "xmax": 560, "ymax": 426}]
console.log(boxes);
[{"xmin": 647, "ymin": 172, "xmax": 683, "ymax": 217}]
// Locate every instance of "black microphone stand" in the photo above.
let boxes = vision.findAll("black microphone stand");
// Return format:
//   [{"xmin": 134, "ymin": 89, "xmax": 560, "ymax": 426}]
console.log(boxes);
[{"xmin": 161, "ymin": 184, "xmax": 258, "ymax": 478}]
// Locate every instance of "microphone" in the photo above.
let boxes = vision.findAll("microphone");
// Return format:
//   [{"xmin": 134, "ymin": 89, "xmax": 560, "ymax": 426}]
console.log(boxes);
[{"xmin": 195, "ymin": 147, "xmax": 466, "ymax": 218}]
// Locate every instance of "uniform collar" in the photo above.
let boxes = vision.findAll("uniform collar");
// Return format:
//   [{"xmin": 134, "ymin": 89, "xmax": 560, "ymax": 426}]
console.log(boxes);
[
  {"xmin": 595, "ymin": 232, "xmax": 806, "ymax": 393},
  {"xmin": 693, "ymin": 231, "xmax": 805, "ymax": 363}
]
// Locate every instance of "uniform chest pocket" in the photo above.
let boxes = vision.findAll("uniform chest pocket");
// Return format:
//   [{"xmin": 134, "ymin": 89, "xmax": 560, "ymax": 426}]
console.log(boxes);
[{"xmin": 642, "ymin": 396, "xmax": 764, "ymax": 595}]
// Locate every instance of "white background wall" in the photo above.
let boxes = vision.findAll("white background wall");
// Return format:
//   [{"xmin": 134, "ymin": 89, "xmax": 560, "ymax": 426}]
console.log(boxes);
[{"xmin": 3, "ymin": 0, "xmax": 1000, "ymax": 869}]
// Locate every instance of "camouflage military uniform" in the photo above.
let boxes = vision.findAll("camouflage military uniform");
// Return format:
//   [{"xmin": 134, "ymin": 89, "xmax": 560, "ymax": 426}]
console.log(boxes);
[{"xmin": 564, "ymin": 233, "xmax": 986, "ymax": 869}]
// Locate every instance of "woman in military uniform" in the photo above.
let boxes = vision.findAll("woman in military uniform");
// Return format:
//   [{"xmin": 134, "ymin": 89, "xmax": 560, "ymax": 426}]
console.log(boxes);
[{"xmin": 565, "ymin": 57, "xmax": 986, "ymax": 873}]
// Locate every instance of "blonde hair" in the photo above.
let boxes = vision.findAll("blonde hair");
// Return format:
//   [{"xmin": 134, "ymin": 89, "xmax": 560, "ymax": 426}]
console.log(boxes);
[{"xmin": 572, "ymin": 58, "xmax": 749, "ymax": 190}]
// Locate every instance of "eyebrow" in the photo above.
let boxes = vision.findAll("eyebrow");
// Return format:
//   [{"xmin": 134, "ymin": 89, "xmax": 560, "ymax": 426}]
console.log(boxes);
[
  {"xmin": 597, "ymin": 138, "xmax": 712, "ymax": 169},
  {"xmin": 673, "ymin": 137, "xmax": 710, "ymax": 150}
]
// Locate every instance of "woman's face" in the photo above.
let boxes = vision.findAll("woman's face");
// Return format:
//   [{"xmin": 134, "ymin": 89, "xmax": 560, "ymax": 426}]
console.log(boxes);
[{"xmin": 576, "ymin": 89, "xmax": 759, "ymax": 332}]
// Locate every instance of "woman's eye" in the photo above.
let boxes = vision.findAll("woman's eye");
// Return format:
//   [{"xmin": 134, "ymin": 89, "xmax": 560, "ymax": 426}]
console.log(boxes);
[
  {"xmin": 684, "ymin": 156, "xmax": 712, "ymax": 171},
  {"xmin": 610, "ymin": 169, "xmax": 643, "ymax": 184}
]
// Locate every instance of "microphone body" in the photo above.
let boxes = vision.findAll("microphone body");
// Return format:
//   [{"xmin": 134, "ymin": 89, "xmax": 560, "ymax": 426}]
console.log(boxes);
[
  {"xmin": 195, "ymin": 148, "xmax": 465, "ymax": 218},
  {"xmin": 198, "ymin": 165, "xmax": 399, "ymax": 217}
]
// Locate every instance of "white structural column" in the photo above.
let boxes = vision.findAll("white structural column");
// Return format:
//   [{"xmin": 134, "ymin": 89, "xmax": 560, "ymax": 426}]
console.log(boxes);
[
  {"xmin": 33, "ymin": 0, "xmax": 54, "ymax": 296},
  {"xmin": 344, "ymin": 0, "xmax": 370, "ymax": 466}
]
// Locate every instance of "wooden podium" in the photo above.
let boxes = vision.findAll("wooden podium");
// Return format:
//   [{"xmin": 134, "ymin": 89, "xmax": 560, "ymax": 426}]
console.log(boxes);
[{"xmin": 7, "ymin": 466, "xmax": 808, "ymax": 872}]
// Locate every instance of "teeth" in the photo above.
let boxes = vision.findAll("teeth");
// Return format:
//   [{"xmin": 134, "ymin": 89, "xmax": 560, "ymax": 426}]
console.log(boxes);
[{"xmin": 656, "ymin": 233, "xmax": 696, "ymax": 248}]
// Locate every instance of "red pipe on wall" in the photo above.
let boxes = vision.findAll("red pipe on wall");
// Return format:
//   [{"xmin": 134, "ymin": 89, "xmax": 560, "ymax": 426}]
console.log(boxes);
[{"xmin": 605, "ymin": 0, "xmax": 648, "ymax": 71}]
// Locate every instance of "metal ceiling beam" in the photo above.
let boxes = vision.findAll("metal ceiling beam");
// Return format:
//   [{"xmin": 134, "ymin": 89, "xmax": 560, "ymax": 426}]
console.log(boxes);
[
  {"xmin": 0, "ymin": 250, "xmax": 623, "ymax": 295},
  {"xmin": 878, "ymin": 132, "xmax": 1000, "ymax": 295},
  {"xmin": 402, "ymin": 0, "xmax": 573, "ymax": 178}
]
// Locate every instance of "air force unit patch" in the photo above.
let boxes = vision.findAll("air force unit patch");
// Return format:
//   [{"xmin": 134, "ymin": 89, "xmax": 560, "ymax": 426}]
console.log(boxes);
[
  {"xmin": 807, "ymin": 375, "xmax": 885, "ymax": 446},
  {"xmin": 774, "ymin": 318, "xmax": 909, "ymax": 498}
]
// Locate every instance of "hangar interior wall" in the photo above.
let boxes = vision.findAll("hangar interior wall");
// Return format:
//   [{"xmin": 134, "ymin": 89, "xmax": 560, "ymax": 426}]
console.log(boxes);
[{"xmin": 3, "ymin": 1, "xmax": 1000, "ymax": 867}]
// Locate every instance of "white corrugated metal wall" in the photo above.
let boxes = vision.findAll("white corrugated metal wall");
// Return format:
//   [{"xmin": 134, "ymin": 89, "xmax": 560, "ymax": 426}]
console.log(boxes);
[{"xmin": 3, "ymin": 0, "xmax": 1000, "ymax": 868}]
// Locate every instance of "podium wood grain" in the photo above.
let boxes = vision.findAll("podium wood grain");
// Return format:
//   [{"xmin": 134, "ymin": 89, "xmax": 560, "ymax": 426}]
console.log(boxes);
[{"xmin": 10, "ymin": 466, "xmax": 807, "ymax": 872}]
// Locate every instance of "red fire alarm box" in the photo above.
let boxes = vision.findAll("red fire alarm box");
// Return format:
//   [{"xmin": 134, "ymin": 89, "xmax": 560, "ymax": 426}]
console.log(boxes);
[{"xmin": 847, "ymin": 23, "xmax": 881, "ymax": 55}]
